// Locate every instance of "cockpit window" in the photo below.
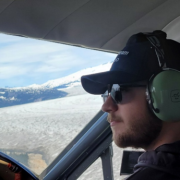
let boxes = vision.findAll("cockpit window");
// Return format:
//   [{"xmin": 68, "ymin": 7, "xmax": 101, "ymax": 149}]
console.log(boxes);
[{"xmin": 0, "ymin": 33, "xmax": 116, "ymax": 175}]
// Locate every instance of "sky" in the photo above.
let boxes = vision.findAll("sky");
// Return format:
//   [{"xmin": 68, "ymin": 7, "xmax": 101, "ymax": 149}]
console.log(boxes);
[{"xmin": 0, "ymin": 33, "xmax": 117, "ymax": 88}]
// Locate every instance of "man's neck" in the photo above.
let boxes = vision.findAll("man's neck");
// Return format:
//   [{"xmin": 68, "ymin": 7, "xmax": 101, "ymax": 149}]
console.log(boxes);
[{"xmin": 144, "ymin": 121, "xmax": 180, "ymax": 151}]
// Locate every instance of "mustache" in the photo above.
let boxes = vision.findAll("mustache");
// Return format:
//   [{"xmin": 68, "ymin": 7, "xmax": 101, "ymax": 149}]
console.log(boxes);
[
  {"xmin": 107, "ymin": 114, "xmax": 111, "ymax": 123},
  {"xmin": 107, "ymin": 114, "xmax": 122, "ymax": 123}
]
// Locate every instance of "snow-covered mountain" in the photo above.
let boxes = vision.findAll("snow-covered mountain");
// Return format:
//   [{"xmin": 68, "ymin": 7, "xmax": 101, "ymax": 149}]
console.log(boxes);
[
  {"xmin": 30, "ymin": 61, "xmax": 112, "ymax": 89},
  {"xmin": 0, "ymin": 62, "xmax": 112, "ymax": 108},
  {"xmin": 0, "ymin": 88, "xmax": 68, "ymax": 108}
]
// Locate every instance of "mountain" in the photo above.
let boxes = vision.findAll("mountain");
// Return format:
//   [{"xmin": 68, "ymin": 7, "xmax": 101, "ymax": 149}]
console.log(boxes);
[
  {"xmin": 0, "ymin": 88, "xmax": 68, "ymax": 108},
  {"xmin": 0, "ymin": 62, "xmax": 112, "ymax": 108},
  {"xmin": 30, "ymin": 62, "xmax": 112, "ymax": 89}
]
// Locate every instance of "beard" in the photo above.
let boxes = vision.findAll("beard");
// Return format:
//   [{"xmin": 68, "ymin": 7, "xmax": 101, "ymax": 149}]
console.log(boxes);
[{"xmin": 107, "ymin": 105, "xmax": 163, "ymax": 149}]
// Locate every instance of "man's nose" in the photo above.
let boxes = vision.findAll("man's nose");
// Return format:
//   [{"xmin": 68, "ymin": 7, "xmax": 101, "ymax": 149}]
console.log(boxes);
[{"xmin": 101, "ymin": 96, "xmax": 118, "ymax": 113}]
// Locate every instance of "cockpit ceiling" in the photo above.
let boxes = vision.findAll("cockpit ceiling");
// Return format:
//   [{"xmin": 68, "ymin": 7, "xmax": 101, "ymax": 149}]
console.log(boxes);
[{"xmin": 0, "ymin": 0, "xmax": 180, "ymax": 53}]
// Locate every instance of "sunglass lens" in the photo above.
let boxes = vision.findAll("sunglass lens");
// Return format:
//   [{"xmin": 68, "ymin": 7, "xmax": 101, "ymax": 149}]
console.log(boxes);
[
  {"xmin": 101, "ymin": 84, "xmax": 122, "ymax": 104},
  {"xmin": 110, "ymin": 84, "xmax": 122, "ymax": 104},
  {"xmin": 115, "ymin": 91, "xmax": 122, "ymax": 103}
]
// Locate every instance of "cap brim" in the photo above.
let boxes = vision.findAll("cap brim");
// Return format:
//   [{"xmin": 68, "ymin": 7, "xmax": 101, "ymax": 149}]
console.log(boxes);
[{"xmin": 81, "ymin": 71, "xmax": 144, "ymax": 94}]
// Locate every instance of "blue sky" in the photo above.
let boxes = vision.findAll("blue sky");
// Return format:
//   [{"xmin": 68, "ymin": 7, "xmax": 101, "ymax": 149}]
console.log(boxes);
[{"xmin": 0, "ymin": 33, "xmax": 117, "ymax": 88}]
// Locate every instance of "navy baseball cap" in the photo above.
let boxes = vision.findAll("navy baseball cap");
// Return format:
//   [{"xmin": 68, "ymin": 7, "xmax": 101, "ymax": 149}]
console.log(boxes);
[{"xmin": 81, "ymin": 31, "xmax": 180, "ymax": 94}]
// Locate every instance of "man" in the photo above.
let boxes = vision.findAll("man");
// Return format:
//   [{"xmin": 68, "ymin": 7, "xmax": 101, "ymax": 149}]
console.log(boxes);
[{"xmin": 81, "ymin": 30, "xmax": 180, "ymax": 179}]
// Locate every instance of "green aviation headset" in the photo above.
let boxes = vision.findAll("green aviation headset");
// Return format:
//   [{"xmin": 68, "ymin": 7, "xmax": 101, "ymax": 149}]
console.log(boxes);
[{"xmin": 145, "ymin": 31, "xmax": 180, "ymax": 122}]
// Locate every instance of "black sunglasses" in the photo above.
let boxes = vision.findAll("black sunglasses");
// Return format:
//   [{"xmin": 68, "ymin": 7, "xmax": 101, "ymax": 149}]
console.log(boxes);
[{"xmin": 101, "ymin": 84, "xmax": 146, "ymax": 104}]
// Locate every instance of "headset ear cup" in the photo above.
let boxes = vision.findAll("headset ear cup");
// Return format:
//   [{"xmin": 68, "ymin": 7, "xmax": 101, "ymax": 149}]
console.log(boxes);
[{"xmin": 149, "ymin": 69, "xmax": 180, "ymax": 122}]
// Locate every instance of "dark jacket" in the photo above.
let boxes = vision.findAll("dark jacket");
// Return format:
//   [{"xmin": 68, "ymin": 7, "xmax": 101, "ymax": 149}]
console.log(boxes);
[{"xmin": 126, "ymin": 141, "xmax": 180, "ymax": 180}]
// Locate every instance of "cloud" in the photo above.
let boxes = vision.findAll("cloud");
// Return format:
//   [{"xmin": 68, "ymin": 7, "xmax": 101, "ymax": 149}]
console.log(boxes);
[
  {"xmin": 44, "ymin": 53, "xmax": 86, "ymax": 66},
  {"xmin": 0, "ymin": 33, "xmax": 24, "ymax": 43},
  {"xmin": 0, "ymin": 41, "xmax": 70, "ymax": 64},
  {"xmin": 0, "ymin": 65, "xmax": 30, "ymax": 79},
  {"xmin": 105, "ymin": 52, "xmax": 117, "ymax": 58},
  {"xmin": 35, "ymin": 65, "xmax": 68, "ymax": 73},
  {"xmin": 0, "ymin": 33, "xmax": 116, "ymax": 87},
  {"xmin": 0, "ymin": 34, "xmax": 83, "ymax": 79}
]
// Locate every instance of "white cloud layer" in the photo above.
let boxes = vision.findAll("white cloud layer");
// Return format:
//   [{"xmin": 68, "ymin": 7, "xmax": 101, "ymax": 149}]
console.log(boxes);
[{"xmin": 0, "ymin": 33, "xmax": 116, "ymax": 86}]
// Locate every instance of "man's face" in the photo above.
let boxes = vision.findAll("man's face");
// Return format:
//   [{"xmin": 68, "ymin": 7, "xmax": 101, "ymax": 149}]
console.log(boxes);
[{"xmin": 101, "ymin": 86, "xmax": 162, "ymax": 149}]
